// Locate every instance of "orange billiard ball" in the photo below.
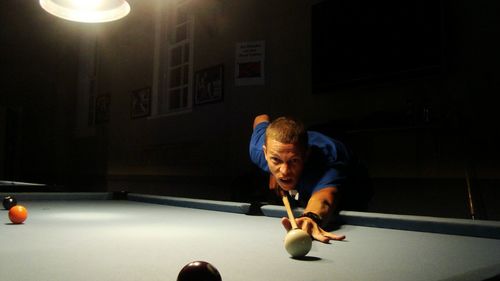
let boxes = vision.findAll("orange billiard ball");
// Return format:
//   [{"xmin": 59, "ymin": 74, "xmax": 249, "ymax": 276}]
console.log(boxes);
[{"xmin": 9, "ymin": 205, "xmax": 28, "ymax": 224}]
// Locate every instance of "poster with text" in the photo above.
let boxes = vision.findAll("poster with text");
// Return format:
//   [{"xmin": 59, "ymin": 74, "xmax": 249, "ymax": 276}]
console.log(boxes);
[{"xmin": 235, "ymin": 41, "xmax": 265, "ymax": 86}]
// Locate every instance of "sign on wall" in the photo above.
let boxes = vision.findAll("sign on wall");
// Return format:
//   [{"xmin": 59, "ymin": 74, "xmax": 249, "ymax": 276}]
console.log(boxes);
[{"xmin": 235, "ymin": 41, "xmax": 265, "ymax": 86}]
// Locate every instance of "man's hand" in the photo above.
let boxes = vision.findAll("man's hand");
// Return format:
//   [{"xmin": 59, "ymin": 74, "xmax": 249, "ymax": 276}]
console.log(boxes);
[
  {"xmin": 281, "ymin": 217, "xmax": 345, "ymax": 243},
  {"xmin": 253, "ymin": 114, "xmax": 270, "ymax": 129},
  {"xmin": 268, "ymin": 174, "xmax": 284, "ymax": 197}
]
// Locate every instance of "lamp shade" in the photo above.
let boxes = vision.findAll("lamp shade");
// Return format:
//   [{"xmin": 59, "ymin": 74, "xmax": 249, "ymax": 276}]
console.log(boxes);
[{"xmin": 39, "ymin": 0, "xmax": 130, "ymax": 23}]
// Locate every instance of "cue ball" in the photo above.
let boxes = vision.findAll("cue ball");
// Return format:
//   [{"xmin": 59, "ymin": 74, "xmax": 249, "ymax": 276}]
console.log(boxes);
[
  {"xmin": 284, "ymin": 229, "xmax": 312, "ymax": 258},
  {"xmin": 3, "ymin": 196, "xmax": 17, "ymax": 210},
  {"xmin": 9, "ymin": 205, "xmax": 28, "ymax": 224},
  {"xmin": 177, "ymin": 261, "xmax": 222, "ymax": 281}
]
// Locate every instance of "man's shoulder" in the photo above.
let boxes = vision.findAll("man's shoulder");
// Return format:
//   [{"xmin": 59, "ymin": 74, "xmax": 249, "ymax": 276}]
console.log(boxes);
[
  {"xmin": 307, "ymin": 130, "xmax": 338, "ymax": 147},
  {"xmin": 307, "ymin": 131, "xmax": 352, "ymax": 163},
  {"xmin": 252, "ymin": 121, "xmax": 268, "ymax": 138}
]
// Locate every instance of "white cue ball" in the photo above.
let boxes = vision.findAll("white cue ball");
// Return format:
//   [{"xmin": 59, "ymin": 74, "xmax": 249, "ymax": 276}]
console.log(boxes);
[{"xmin": 284, "ymin": 229, "xmax": 312, "ymax": 258}]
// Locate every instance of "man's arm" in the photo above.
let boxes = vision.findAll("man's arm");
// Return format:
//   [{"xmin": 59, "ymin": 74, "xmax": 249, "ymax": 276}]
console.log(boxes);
[
  {"xmin": 304, "ymin": 186, "xmax": 338, "ymax": 222},
  {"xmin": 253, "ymin": 114, "xmax": 270, "ymax": 129}
]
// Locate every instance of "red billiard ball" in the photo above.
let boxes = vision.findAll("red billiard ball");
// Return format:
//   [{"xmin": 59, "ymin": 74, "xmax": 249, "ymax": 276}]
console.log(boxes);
[
  {"xmin": 177, "ymin": 261, "xmax": 222, "ymax": 281},
  {"xmin": 9, "ymin": 205, "xmax": 28, "ymax": 224},
  {"xmin": 3, "ymin": 196, "xmax": 17, "ymax": 210}
]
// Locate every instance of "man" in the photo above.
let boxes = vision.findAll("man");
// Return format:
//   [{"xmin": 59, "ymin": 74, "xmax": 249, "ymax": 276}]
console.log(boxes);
[{"xmin": 249, "ymin": 114, "xmax": 371, "ymax": 243}]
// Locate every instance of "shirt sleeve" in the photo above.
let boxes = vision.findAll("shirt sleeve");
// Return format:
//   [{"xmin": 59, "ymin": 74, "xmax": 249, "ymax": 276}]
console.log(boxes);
[{"xmin": 248, "ymin": 122, "xmax": 270, "ymax": 172}]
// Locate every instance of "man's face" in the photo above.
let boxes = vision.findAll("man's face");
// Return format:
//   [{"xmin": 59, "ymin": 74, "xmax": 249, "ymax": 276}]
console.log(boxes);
[{"xmin": 263, "ymin": 138, "xmax": 305, "ymax": 191}]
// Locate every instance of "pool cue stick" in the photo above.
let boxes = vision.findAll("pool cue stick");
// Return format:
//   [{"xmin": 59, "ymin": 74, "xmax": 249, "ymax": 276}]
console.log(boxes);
[
  {"xmin": 282, "ymin": 193, "xmax": 299, "ymax": 229},
  {"xmin": 465, "ymin": 168, "xmax": 476, "ymax": 220},
  {"xmin": 463, "ymin": 131, "xmax": 477, "ymax": 220}
]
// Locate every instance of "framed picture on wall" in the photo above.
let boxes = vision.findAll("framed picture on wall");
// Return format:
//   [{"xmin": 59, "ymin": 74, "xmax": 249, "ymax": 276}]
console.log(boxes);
[
  {"xmin": 194, "ymin": 64, "xmax": 224, "ymax": 105},
  {"xmin": 95, "ymin": 94, "xmax": 110, "ymax": 124},
  {"xmin": 131, "ymin": 87, "xmax": 151, "ymax": 119}
]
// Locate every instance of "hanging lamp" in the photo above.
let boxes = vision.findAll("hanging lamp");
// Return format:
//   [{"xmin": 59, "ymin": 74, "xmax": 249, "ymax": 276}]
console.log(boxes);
[{"xmin": 39, "ymin": 0, "xmax": 130, "ymax": 23}]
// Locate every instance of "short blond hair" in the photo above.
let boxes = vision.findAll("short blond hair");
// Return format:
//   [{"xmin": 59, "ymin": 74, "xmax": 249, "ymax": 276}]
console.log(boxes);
[{"xmin": 265, "ymin": 116, "xmax": 308, "ymax": 153}]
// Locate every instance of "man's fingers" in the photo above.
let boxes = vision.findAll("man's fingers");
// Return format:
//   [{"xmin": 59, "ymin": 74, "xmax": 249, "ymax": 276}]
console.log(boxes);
[
  {"xmin": 281, "ymin": 217, "xmax": 293, "ymax": 232},
  {"xmin": 301, "ymin": 219, "xmax": 314, "ymax": 236},
  {"xmin": 312, "ymin": 233, "xmax": 331, "ymax": 243},
  {"xmin": 311, "ymin": 231, "xmax": 345, "ymax": 243},
  {"xmin": 323, "ymin": 232, "xmax": 346, "ymax": 241},
  {"xmin": 283, "ymin": 217, "xmax": 346, "ymax": 243},
  {"xmin": 297, "ymin": 217, "xmax": 346, "ymax": 243}
]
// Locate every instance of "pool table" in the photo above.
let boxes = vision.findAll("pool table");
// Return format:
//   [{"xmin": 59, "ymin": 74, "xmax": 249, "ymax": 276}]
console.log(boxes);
[{"xmin": 1, "ymin": 192, "xmax": 499, "ymax": 281}]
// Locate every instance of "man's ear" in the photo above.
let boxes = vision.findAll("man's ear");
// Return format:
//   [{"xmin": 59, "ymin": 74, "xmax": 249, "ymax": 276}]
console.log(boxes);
[{"xmin": 263, "ymin": 144, "xmax": 270, "ymax": 162}]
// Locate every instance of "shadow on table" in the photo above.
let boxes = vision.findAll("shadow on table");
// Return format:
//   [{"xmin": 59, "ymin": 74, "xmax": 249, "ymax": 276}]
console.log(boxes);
[{"xmin": 291, "ymin": 256, "xmax": 322, "ymax": 261}]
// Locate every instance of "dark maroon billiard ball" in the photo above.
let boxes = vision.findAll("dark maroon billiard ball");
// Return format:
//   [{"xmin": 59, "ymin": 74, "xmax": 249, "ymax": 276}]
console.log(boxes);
[
  {"xmin": 3, "ymin": 196, "xmax": 17, "ymax": 210},
  {"xmin": 177, "ymin": 261, "xmax": 222, "ymax": 281}
]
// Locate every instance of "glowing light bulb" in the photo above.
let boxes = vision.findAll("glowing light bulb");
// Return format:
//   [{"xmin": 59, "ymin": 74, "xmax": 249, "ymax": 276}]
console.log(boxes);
[
  {"xmin": 71, "ymin": 0, "xmax": 103, "ymax": 10},
  {"xmin": 39, "ymin": 0, "xmax": 130, "ymax": 23}
]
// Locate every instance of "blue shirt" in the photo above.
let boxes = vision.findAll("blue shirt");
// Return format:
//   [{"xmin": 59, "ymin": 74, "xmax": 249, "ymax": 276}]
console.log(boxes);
[{"xmin": 249, "ymin": 122, "xmax": 353, "ymax": 201}]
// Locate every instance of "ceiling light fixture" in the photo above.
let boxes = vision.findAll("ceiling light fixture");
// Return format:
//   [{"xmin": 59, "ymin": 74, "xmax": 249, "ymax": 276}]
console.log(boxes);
[{"xmin": 39, "ymin": 0, "xmax": 130, "ymax": 23}]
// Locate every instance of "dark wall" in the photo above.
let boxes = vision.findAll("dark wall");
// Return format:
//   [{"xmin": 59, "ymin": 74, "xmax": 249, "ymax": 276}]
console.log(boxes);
[
  {"xmin": 0, "ymin": 1, "xmax": 82, "ymax": 185},
  {"xmin": 0, "ymin": 0, "xmax": 499, "ymax": 219}
]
